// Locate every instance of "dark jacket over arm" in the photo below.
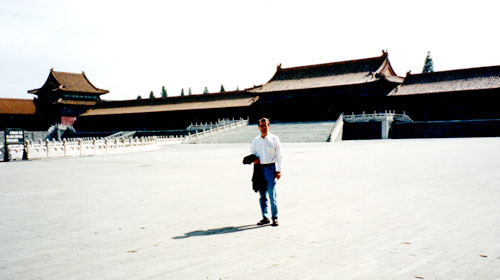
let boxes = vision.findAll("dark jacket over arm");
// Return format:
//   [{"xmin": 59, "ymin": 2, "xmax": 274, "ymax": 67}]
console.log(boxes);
[{"xmin": 243, "ymin": 154, "xmax": 266, "ymax": 192}]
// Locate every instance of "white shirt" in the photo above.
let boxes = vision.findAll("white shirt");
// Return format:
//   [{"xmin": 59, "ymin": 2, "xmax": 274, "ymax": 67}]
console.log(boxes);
[{"xmin": 250, "ymin": 133, "xmax": 283, "ymax": 172}]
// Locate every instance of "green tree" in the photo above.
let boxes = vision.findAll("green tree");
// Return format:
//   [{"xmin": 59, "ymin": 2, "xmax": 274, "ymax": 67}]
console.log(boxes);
[
  {"xmin": 161, "ymin": 86, "xmax": 168, "ymax": 98},
  {"xmin": 203, "ymin": 87, "xmax": 209, "ymax": 94},
  {"xmin": 188, "ymin": 88, "xmax": 192, "ymax": 95},
  {"xmin": 422, "ymin": 51, "xmax": 434, "ymax": 73},
  {"xmin": 181, "ymin": 88, "xmax": 185, "ymax": 97},
  {"xmin": 220, "ymin": 84, "xmax": 225, "ymax": 93},
  {"xmin": 137, "ymin": 95, "xmax": 142, "ymax": 100},
  {"xmin": 149, "ymin": 91, "xmax": 155, "ymax": 99}
]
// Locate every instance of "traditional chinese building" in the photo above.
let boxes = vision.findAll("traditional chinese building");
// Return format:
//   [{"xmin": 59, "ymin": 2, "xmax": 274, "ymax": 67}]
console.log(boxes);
[
  {"xmin": 0, "ymin": 98, "xmax": 50, "ymax": 130},
  {"xmin": 388, "ymin": 65, "xmax": 500, "ymax": 120},
  {"xmin": 75, "ymin": 92, "xmax": 259, "ymax": 131},
  {"xmin": 76, "ymin": 52, "xmax": 404, "ymax": 131},
  {"xmin": 28, "ymin": 69, "xmax": 109, "ymax": 125},
  {"xmin": 247, "ymin": 50, "xmax": 403, "ymax": 121},
  {"xmin": 3, "ymin": 52, "xmax": 500, "ymax": 137}
]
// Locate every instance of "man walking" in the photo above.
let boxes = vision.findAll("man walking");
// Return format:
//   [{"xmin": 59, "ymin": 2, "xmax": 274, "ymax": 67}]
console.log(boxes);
[{"xmin": 250, "ymin": 118, "xmax": 283, "ymax": 227}]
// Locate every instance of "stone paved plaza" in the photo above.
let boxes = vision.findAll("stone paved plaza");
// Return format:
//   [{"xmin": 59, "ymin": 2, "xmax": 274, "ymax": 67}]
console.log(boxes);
[{"xmin": 1, "ymin": 138, "xmax": 500, "ymax": 279}]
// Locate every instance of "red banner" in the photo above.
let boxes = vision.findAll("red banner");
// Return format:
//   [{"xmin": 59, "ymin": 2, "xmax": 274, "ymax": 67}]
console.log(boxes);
[{"xmin": 61, "ymin": 116, "xmax": 77, "ymax": 125}]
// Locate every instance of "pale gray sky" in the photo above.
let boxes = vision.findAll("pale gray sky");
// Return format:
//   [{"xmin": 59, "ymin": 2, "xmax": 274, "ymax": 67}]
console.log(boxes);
[{"xmin": 1, "ymin": 0, "xmax": 499, "ymax": 100}]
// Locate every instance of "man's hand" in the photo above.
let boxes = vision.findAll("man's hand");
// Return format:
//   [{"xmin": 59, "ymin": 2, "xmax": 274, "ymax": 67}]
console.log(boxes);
[
  {"xmin": 253, "ymin": 159, "xmax": 260, "ymax": 164},
  {"xmin": 276, "ymin": 172, "xmax": 281, "ymax": 180}
]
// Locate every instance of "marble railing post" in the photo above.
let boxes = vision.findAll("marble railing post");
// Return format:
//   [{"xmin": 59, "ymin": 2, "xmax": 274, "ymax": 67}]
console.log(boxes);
[
  {"xmin": 46, "ymin": 139, "xmax": 50, "ymax": 158},
  {"xmin": 63, "ymin": 139, "xmax": 68, "ymax": 156},
  {"xmin": 25, "ymin": 141, "xmax": 31, "ymax": 160},
  {"xmin": 79, "ymin": 139, "xmax": 83, "ymax": 156}
]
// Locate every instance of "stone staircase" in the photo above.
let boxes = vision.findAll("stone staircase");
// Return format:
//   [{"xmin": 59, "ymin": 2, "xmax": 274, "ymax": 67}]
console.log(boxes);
[{"xmin": 191, "ymin": 121, "xmax": 336, "ymax": 143}]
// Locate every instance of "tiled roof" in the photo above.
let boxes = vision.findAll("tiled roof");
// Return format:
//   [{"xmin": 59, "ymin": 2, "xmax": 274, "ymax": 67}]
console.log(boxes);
[
  {"xmin": 389, "ymin": 65, "xmax": 500, "ymax": 96},
  {"xmin": 0, "ymin": 98, "xmax": 36, "ymax": 115},
  {"xmin": 29, "ymin": 69, "xmax": 109, "ymax": 95},
  {"xmin": 82, "ymin": 96, "xmax": 258, "ymax": 116},
  {"xmin": 248, "ymin": 51, "xmax": 402, "ymax": 93}
]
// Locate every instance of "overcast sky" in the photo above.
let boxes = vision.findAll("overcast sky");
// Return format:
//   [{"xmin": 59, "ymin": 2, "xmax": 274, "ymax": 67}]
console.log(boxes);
[{"xmin": 1, "ymin": 0, "xmax": 499, "ymax": 100}]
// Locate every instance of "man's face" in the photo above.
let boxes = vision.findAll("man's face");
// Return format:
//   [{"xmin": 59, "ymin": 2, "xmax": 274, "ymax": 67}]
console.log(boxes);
[{"xmin": 259, "ymin": 121, "xmax": 269, "ymax": 135}]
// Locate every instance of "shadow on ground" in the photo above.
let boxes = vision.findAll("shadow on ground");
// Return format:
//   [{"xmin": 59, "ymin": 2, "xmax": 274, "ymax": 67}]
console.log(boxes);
[{"xmin": 173, "ymin": 224, "xmax": 269, "ymax": 239}]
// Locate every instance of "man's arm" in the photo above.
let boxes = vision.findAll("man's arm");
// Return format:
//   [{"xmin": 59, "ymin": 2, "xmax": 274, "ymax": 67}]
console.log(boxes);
[
  {"xmin": 250, "ymin": 138, "xmax": 260, "ymax": 164},
  {"xmin": 275, "ymin": 137, "xmax": 283, "ymax": 179}
]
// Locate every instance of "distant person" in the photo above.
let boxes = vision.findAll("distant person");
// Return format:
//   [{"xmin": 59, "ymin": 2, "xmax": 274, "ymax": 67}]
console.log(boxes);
[{"xmin": 250, "ymin": 118, "xmax": 283, "ymax": 227}]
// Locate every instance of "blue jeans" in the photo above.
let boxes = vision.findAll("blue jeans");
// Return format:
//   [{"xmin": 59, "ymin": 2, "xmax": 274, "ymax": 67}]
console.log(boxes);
[{"xmin": 259, "ymin": 164, "xmax": 278, "ymax": 220}]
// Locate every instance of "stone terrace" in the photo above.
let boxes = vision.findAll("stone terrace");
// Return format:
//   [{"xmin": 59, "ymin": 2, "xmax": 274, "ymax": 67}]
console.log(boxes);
[
  {"xmin": 191, "ymin": 121, "xmax": 336, "ymax": 143},
  {"xmin": 1, "ymin": 138, "xmax": 500, "ymax": 279}
]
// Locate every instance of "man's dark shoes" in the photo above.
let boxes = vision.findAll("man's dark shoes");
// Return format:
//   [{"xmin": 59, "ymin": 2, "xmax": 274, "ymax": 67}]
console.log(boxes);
[
  {"xmin": 272, "ymin": 218, "xmax": 279, "ymax": 227},
  {"xmin": 257, "ymin": 218, "xmax": 270, "ymax": 225}
]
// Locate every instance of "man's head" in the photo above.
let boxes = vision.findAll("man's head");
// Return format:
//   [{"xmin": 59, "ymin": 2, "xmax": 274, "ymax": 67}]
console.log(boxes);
[{"xmin": 258, "ymin": 118, "xmax": 270, "ymax": 137}]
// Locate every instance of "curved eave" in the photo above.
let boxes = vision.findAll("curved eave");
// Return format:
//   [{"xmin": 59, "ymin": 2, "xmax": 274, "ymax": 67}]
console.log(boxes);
[
  {"xmin": 388, "ymin": 86, "xmax": 500, "ymax": 96},
  {"xmin": 250, "ymin": 72, "xmax": 397, "ymax": 94},
  {"xmin": 375, "ymin": 55, "xmax": 398, "ymax": 77},
  {"xmin": 28, "ymin": 70, "xmax": 55, "ymax": 95},
  {"xmin": 57, "ymin": 87, "xmax": 109, "ymax": 94},
  {"xmin": 48, "ymin": 69, "xmax": 109, "ymax": 95},
  {"xmin": 265, "ymin": 53, "xmax": 388, "ymax": 83},
  {"xmin": 54, "ymin": 99, "xmax": 98, "ymax": 106},
  {"xmin": 250, "ymin": 78, "xmax": 396, "ymax": 94},
  {"xmin": 28, "ymin": 89, "xmax": 39, "ymax": 95},
  {"xmin": 384, "ymin": 75, "xmax": 404, "ymax": 84},
  {"xmin": 82, "ymin": 96, "xmax": 259, "ymax": 116},
  {"xmin": 29, "ymin": 88, "xmax": 107, "ymax": 95},
  {"xmin": 81, "ymin": 71, "xmax": 109, "ymax": 94},
  {"xmin": 251, "ymin": 52, "xmax": 396, "ymax": 93}
]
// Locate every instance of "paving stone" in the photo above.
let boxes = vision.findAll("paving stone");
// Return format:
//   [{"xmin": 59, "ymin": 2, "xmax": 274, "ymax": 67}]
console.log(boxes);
[{"xmin": 1, "ymin": 138, "xmax": 500, "ymax": 279}]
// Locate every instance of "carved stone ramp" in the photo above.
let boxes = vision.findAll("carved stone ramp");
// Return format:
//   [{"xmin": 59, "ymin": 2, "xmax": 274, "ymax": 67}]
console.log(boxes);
[
  {"xmin": 105, "ymin": 131, "xmax": 136, "ymax": 139},
  {"xmin": 191, "ymin": 121, "xmax": 336, "ymax": 143}
]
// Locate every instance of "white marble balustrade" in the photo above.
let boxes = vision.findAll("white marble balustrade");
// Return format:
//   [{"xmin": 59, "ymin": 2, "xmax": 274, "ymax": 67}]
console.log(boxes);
[{"xmin": 22, "ymin": 136, "xmax": 181, "ymax": 160}]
